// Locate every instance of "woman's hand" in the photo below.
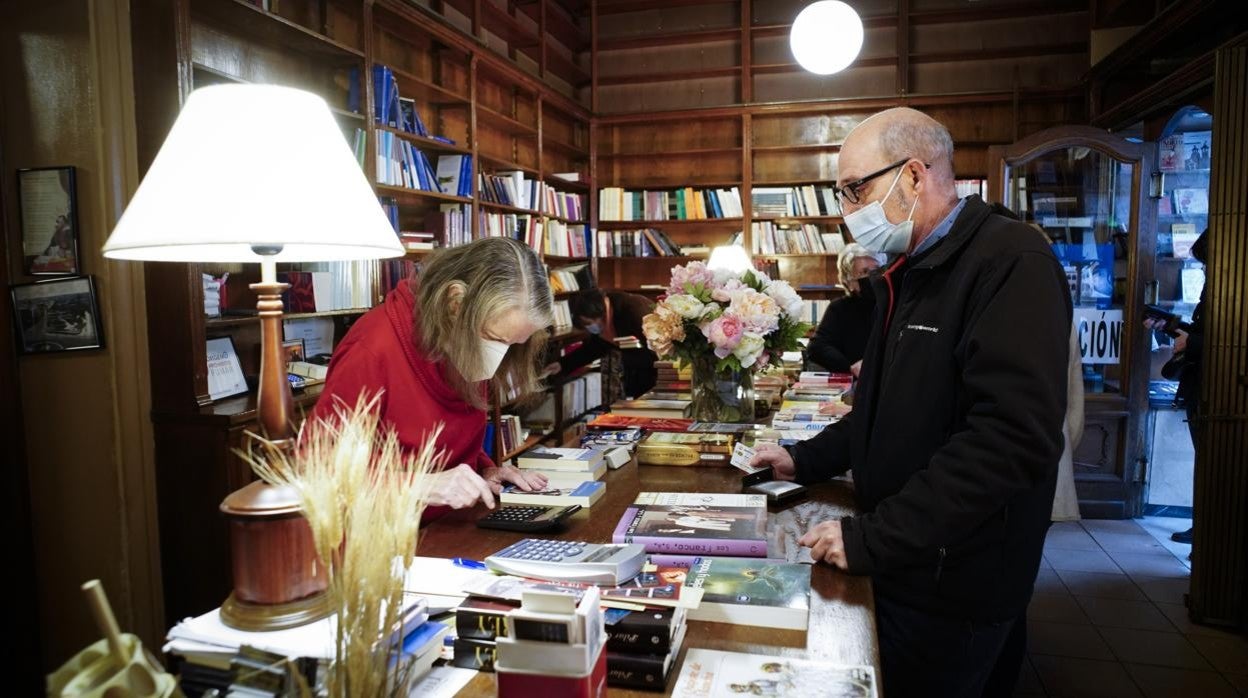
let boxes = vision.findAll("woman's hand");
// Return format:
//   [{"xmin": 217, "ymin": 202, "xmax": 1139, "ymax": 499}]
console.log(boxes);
[
  {"xmin": 747, "ymin": 443, "xmax": 798, "ymax": 481},
  {"xmin": 427, "ymin": 463, "xmax": 497, "ymax": 510},
  {"xmin": 484, "ymin": 464, "xmax": 548, "ymax": 494},
  {"xmin": 1172, "ymin": 329, "xmax": 1189, "ymax": 354}
]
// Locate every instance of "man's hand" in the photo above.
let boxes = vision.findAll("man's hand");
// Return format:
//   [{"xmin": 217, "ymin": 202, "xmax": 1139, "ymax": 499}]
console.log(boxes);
[
  {"xmin": 1172, "ymin": 328, "xmax": 1189, "ymax": 354},
  {"xmin": 748, "ymin": 443, "xmax": 797, "ymax": 481},
  {"xmin": 850, "ymin": 359, "xmax": 863, "ymax": 378},
  {"xmin": 427, "ymin": 464, "xmax": 497, "ymax": 510},
  {"xmin": 799, "ymin": 520, "xmax": 847, "ymax": 569},
  {"xmin": 484, "ymin": 464, "xmax": 548, "ymax": 494}
]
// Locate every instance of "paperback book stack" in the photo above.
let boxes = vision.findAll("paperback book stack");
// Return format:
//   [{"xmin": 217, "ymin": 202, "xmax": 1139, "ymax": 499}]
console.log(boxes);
[
  {"xmin": 605, "ymin": 606, "xmax": 689, "ymax": 691},
  {"xmin": 515, "ymin": 446, "xmax": 609, "ymax": 489},
  {"xmin": 495, "ymin": 587, "xmax": 608, "ymax": 697},
  {"xmin": 611, "ymin": 397, "xmax": 692, "ymax": 419},
  {"xmin": 653, "ymin": 360, "xmax": 693, "ymax": 392}
]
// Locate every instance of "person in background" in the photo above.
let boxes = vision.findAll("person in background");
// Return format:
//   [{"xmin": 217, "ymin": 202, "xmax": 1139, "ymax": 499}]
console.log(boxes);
[
  {"xmin": 547, "ymin": 288, "xmax": 658, "ymax": 399},
  {"xmin": 1145, "ymin": 228, "xmax": 1207, "ymax": 546},
  {"xmin": 313, "ymin": 237, "xmax": 551, "ymax": 518},
  {"xmin": 749, "ymin": 107, "xmax": 1070, "ymax": 697},
  {"xmin": 806, "ymin": 243, "xmax": 882, "ymax": 376}
]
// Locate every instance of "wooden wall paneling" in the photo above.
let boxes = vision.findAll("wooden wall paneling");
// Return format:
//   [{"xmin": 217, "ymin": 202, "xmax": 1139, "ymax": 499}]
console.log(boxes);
[
  {"xmin": 741, "ymin": 112, "xmax": 752, "ymax": 249},
  {"xmin": 740, "ymin": 0, "xmax": 751, "ymax": 104},
  {"xmin": 1191, "ymin": 40, "xmax": 1248, "ymax": 630},
  {"xmin": 897, "ymin": 0, "xmax": 910, "ymax": 95}
]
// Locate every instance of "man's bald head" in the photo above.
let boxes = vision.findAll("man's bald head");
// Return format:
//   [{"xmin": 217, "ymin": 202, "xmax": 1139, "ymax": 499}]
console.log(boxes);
[{"xmin": 844, "ymin": 107, "xmax": 956, "ymax": 184}]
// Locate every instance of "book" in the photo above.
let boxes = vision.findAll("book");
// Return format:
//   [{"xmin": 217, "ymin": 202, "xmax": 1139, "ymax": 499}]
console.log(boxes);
[
  {"xmin": 520, "ymin": 460, "xmax": 608, "ymax": 487},
  {"xmin": 606, "ymin": 621, "xmax": 687, "ymax": 691},
  {"xmin": 611, "ymin": 398, "xmax": 693, "ymax": 419},
  {"xmin": 456, "ymin": 597, "xmax": 518, "ymax": 641},
  {"xmin": 500, "ymin": 481, "xmax": 606, "ymax": 507},
  {"xmin": 664, "ymin": 556, "xmax": 812, "ymax": 631},
  {"xmin": 636, "ymin": 432, "xmax": 734, "ymax": 466},
  {"xmin": 452, "ymin": 637, "xmax": 499, "ymax": 672},
  {"xmin": 515, "ymin": 446, "xmax": 605, "ymax": 472},
  {"xmin": 588, "ymin": 413, "xmax": 695, "ymax": 432},
  {"xmin": 605, "ymin": 607, "xmax": 686, "ymax": 654},
  {"xmin": 671, "ymin": 649, "xmax": 877, "ymax": 698},
  {"xmin": 612, "ymin": 493, "xmax": 769, "ymax": 557}
]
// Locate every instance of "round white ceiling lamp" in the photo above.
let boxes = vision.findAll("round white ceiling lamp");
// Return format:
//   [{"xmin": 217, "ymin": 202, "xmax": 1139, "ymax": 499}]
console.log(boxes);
[{"xmin": 790, "ymin": 1, "xmax": 865, "ymax": 75}]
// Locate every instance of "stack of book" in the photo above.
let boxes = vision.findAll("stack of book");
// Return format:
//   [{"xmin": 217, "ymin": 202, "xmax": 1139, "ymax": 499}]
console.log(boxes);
[
  {"xmin": 398, "ymin": 231, "xmax": 436, "ymax": 251},
  {"xmin": 635, "ymin": 431, "xmax": 734, "ymax": 466},
  {"xmin": 202, "ymin": 273, "xmax": 224, "ymax": 317},
  {"xmin": 612, "ymin": 492, "xmax": 769, "ymax": 557},
  {"xmin": 588, "ymin": 413, "xmax": 695, "ymax": 432},
  {"xmin": 606, "ymin": 607, "xmax": 689, "ymax": 691},
  {"xmin": 452, "ymin": 596, "xmax": 514, "ymax": 672},
  {"xmin": 500, "ymin": 480, "xmax": 606, "ymax": 508},
  {"xmin": 611, "ymin": 397, "xmax": 692, "ymax": 419},
  {"xmin": 653, "ymin": 361, "xmax": 692, "ymax": 392},
  {"xmin": 515, "ymin": 446, "xmax": 608, "ymax": 488}
]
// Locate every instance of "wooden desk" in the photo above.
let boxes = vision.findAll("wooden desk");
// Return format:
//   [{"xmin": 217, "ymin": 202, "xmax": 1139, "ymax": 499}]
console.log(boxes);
[{"xmin": 417, "ymin": 462, "xmax": 880, "ymax": 697}]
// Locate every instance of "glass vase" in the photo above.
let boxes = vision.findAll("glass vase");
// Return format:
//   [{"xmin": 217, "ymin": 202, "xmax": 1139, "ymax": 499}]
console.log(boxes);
[{"xmin": 689, "ymin": 356, "xmax": 756, "ymax": 423}]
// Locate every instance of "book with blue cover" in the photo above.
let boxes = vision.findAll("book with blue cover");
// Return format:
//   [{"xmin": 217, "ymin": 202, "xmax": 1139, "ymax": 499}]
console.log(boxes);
[{"xmin": 499, "ymin": 480, "xmax": 606, "ymax": 507}]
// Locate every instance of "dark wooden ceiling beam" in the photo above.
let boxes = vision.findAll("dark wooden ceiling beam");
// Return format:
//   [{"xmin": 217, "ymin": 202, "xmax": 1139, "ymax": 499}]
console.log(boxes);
[
  {"xmin": 596, "ymin": 0, "xmax": 733, "ymax": 15},
  {"xmin": 598, "ymin": 27, "xmax": 741, "ymax": 51}
]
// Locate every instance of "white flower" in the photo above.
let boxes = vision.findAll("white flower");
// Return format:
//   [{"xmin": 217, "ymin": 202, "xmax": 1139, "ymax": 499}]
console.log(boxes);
[
  {"xmin": 664, "ymin": 294, "xmax": 705, "ymax": 320},
  {"xmin": 764, "ymin": 279, "xmax": 805, "ymax": 319},
  {"xmin": 733, "ymin": 332, "xmax": 766, "ymax": 369}
]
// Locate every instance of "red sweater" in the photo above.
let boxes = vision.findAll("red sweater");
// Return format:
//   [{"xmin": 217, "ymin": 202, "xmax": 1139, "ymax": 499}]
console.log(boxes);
[{"xmin": 311, "ymin": 280, "xmax": 495, "ymax": 521}]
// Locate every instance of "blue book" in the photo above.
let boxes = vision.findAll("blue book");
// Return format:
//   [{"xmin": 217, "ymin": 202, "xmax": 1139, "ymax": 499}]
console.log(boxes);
[
  {"xmin": 391, "ymin": 621, "xmax": 448, "ymax": 667},
  {"xmin": 347, "ymin": 66, "xmax": 361, "ymax": 114},
  {"xmin": 372, "ymin": 65, "xmax": 388, "ymax": 124},
  {"xmin": 500, "ymin": 480, "xmax": 606, "ymax": 507}
]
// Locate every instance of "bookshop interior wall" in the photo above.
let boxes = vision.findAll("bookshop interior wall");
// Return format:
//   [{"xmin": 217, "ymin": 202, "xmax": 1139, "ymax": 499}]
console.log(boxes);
[{"xmin": 3, "ymin": 0, "xmax": 1246, "ymax": 683}]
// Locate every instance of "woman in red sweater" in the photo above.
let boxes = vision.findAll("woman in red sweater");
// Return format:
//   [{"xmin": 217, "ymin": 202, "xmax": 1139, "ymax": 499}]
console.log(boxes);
[{"xmin": 311, "ymin": 237, "xmax": 551, "ymax": 519}]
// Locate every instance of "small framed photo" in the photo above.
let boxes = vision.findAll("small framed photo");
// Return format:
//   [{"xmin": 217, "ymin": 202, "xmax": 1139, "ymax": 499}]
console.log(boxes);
[
  {"xmin": 282, "ymin": 337, "xmax": 307, "ymax": 364},
  {"xmin": 17, "ymin": 166, "xmax": 80, "ymax": 275},
  {"xmin": 206, "ymin": 336, "xmax": 249, "ymax": 401},
  {"xmin": 10, "ymin": 276, "xmax": 104, "ymax": 354}
]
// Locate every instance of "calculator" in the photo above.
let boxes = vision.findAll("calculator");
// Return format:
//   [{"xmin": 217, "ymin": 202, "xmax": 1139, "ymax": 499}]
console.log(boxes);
[
  {"xmin": 484, "ymin": 539, "xmax": 647, "ymax": 584},
  {"xmin": 475, "ymin": 504, "xmax": 582, "ymax": 533}
]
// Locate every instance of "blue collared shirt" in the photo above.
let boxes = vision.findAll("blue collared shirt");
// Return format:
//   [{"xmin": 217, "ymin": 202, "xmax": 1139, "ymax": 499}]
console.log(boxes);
[{"xmin": 911, "ymin": 197, "xmax": 967, "ymax": 257}]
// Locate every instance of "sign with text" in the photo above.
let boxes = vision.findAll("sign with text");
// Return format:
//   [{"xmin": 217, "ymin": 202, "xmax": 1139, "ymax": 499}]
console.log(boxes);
[{"xmin": 1075, "ymin": 308, "xmax": 1123, "ymax": 365}]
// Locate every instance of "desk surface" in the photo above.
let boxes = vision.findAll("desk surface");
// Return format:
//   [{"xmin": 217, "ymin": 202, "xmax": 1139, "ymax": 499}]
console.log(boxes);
[{"xmin": 417, "ymin": 461, "xmax": 880, "ymax": 696}]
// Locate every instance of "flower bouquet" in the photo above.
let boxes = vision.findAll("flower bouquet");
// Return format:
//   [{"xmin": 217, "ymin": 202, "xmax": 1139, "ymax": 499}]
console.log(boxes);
[{"xmin": 641, "ymin": 260, "xmax": 811, "ymax": 422}]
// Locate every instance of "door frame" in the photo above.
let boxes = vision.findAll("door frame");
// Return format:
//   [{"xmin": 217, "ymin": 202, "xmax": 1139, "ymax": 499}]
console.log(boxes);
[{"xmin": 989, "ymin": 125, "xmax": 1157, "ymax": 518}]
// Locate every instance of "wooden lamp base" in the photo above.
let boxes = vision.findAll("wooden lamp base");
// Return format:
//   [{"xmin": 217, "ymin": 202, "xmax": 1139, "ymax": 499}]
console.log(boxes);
[{"xmin": 220, "ymin": 590, "xmax": 332, "ymax": 632}]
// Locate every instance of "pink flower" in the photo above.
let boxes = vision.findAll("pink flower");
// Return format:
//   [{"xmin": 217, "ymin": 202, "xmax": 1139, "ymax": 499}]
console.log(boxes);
[
  {"xmin": 730, "ymin": 288, "xmax": 780, "ymax": 334},
  {"xmin": 668, "ymin": 261, "xmax": 715, "ymax": 296},
  {"xmin": 711, "ymin": 278, "xmax": 744, "ymax": 303},
  {"xmin": 706, "ymin": 313, "xmax": 744, "ymax": 358}
]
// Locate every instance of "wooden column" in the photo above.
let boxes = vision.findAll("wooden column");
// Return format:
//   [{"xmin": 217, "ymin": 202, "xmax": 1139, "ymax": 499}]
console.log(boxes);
[{"xmin": 1191, "ymin": 40, "xmax": 1248, "ymax": 631}]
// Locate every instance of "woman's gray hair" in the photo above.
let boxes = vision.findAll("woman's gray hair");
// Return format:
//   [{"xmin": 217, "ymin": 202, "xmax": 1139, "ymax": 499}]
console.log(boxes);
[{"xmin": 838, "ymin": 243, "xmax": 881, "ymax": 282}]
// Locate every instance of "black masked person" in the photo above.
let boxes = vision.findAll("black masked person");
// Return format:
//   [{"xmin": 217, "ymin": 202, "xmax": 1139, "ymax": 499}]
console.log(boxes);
[
  {"xmin": 748, "ymin": 108, "xmax": 1070, "ymax": 697},
  {"xmin": 545, "ymin": 288, "xmax": 658, "ymax": 399},
  {"xmin": 313, "ymin": 237, "xmax": 551, "ymax": 520},
  {"xmin": 806, "ymin": 243, "xmax": 882, "ymax": 376}
]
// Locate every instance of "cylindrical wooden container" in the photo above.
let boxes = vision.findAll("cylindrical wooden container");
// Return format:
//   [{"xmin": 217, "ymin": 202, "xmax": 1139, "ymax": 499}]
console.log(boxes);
[{"xmin": 219, "ymin": 481, "xmax": 329, "ymax": 630}]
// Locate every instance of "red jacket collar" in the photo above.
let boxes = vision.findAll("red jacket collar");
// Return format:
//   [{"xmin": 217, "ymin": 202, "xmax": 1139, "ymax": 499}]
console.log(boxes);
[{"xmin": 384, "ymin": 280, "xmax": 479, "ymax": 413}]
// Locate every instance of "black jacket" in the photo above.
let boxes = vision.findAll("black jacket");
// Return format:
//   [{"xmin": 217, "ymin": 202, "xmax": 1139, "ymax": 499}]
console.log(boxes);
[
  {"xmin": 559, "ymin": 291, "xmax": 658, "ymax": 398},
  {"xmin": 807, "ymin": 292, "xmax": 875, "ymax": 372},
  {"xmin": 789, "ymin": 196, "xmax": 1071, "ymax": 621}
]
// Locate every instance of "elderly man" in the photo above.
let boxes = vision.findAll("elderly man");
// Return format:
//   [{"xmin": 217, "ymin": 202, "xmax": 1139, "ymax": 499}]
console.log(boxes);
[{"xmin": 750, "ymin": 108, "xmax": 1070, "ymax": 696}]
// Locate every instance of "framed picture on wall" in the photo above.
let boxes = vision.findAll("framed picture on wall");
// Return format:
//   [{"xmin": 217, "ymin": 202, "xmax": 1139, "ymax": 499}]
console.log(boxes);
[
  {"xmin": 10, "ymin": 276, "xmax": 104, "ymax": 354},
  {"xmin": 17, "ymin": 166, "xmax": 80, "ymax": 275}
]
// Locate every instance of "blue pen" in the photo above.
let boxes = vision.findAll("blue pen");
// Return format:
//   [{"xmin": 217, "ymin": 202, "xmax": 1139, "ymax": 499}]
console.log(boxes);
[{"xmin": 452, "ymin": 557, "xmax": 487, "ymax": 570}]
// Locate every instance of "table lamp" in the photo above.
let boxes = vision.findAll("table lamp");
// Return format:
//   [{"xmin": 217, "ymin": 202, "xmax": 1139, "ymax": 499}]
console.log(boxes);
[
  {"xmin": 707, "ymin": 243, "xmax": 753, "ymax": 273},
  {"xmin": 102, "ymin": 84, "xmax": 404, "ymax": 629}
]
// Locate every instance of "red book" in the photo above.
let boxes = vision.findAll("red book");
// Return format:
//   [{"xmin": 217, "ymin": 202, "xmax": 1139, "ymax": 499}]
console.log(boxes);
[{"xmin": 588, "ymin": 413, "xmax": 694, "ymax": 432}]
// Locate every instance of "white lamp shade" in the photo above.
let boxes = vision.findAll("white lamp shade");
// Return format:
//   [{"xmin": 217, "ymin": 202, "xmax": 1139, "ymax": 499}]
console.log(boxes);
[
  {"xmin": 790, "ymin": 1, "xmax": 865, "ymax": 75},
  {"xmin": 707, "ymin": 244, "xmax": 753, "ymax": 274},
  {"xmin": 103, "ymin": 84, "xmax": 403, "ymax": 262}
]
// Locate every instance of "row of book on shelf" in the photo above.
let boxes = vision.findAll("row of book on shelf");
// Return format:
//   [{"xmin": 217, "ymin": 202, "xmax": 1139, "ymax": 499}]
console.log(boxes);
[
  {"xmin": 480, "ymin": 171, "xmax": 586, "ymax": 221},
  {"xmin": 751, "ymin": 222, "xmax": 846, "ymax": 255},
  {"xmin": 548, "ymin": 264, "xmax": 593, "ymax": 294},
  {"xmin": 480, "ymin": 214, "xmax": 590, "ymax": 258},
  {"xmin": 594, "ymin": 228, "xmax": 710, "ymax": 258},
  {"xmin": 599, "ymin": 187, "xmax": 744, "ymax": 221},
  {"xmin": 751, "ymin": 185, "xmax": 842, "ymax": 218}
]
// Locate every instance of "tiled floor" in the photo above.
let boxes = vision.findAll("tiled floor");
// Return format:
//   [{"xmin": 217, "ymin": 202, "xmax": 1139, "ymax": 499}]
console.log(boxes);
[{"xmin": 1018, "ymin": 517, "xmax": 1248, "ymax": 697}]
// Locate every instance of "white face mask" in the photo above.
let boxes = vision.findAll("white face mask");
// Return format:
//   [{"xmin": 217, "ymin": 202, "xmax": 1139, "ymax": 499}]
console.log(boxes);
[
  {"xmin": 843, "ymin": 167, "xmax": 920, "ymax": 255},
  {"xmin": 584, "ymin": 322, "xmax": 603, "ymax": 335},
  {"xmin": 472, "ymin": 339, "xmax": 510, "ymax": 381}
]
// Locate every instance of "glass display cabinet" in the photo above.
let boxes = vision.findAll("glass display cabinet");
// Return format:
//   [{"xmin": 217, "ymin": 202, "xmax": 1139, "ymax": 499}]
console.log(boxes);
[{"xmin": 990, "ymin": 126, "xmax": 1156, "ymax": 518}]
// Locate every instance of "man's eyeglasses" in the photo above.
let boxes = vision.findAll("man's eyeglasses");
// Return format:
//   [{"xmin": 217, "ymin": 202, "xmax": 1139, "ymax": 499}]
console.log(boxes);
[{"xmin": 834, "ymin": 158, "xmax": 926, "ymax": 205}]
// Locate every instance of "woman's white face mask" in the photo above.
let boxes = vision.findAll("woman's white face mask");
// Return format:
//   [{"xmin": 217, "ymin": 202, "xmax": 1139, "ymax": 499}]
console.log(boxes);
[
  {"xmin": 843, "ymin": 167, "xmax": 920, "ymax": 255},
  {"xmin": 472, "ymin": 339, "xmax": 510, "ymax": 381}
]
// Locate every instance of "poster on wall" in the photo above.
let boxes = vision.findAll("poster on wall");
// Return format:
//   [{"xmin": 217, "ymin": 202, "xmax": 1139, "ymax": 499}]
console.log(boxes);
[{"xmin": 17, "ymin": 166, "xmax": 80, "ymax": 275}]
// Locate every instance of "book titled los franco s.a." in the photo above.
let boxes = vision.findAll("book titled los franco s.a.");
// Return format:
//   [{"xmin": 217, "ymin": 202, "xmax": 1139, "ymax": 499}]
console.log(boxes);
[
  {"xmin": 636, "ymin": 431, "xmax": 734, "ymax": 466},
  {"xmin": 671, "ymin": 556, "xmax": 812, "ymax": 631},
  {"xmin": 671, "ymin": 649, "xmax": 877, "ymax": 698},
  {"xmin": 612, "ymin": 493, "xmax": 768, "ymax": 557}
]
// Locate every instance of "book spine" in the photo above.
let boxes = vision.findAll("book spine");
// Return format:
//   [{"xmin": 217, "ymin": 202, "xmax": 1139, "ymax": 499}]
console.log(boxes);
[
  {"xmin": 451, "ymin": 638, "xmax": 498, "ymax": 672},
  {"xmin": 605, "ymin": 628, "xmax": 669, "ymax": 654},
  {"xmin": 456, "ymin": 608, "xmax": 510, "ymax": 641},
  {"xmin": 606, "ymin": 655, "xmax": 668, "ymax": 690}
]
